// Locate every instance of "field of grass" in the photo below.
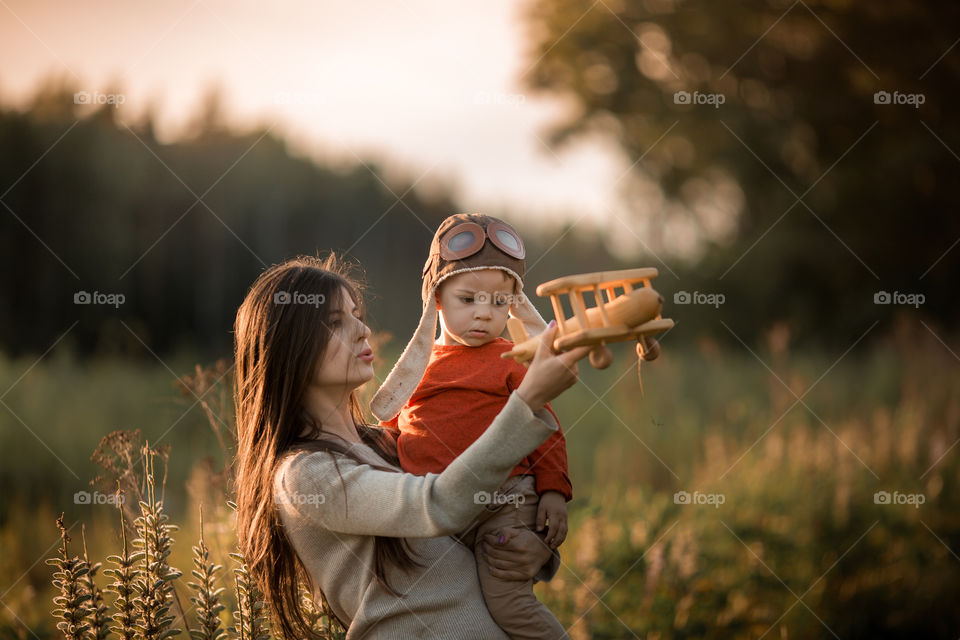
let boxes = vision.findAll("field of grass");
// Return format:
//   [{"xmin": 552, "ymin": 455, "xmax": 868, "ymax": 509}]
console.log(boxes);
[{"xmin": 1, "ymin": 318, "xmax": 957, "ymax": 639}]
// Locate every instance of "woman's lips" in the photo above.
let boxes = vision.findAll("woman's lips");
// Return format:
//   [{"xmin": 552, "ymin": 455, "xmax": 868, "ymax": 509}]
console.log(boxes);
[{"xmin": 357, "ymin": 349, "xmax": 374, "ymax": 362}]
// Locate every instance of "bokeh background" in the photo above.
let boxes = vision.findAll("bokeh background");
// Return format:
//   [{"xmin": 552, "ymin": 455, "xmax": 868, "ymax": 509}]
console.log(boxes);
[{"xmin": 1, "ymin": 0, "xmax": 958, "ymax": 638}]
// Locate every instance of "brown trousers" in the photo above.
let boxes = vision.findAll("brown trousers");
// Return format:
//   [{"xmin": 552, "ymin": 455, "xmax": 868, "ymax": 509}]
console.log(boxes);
[{"xmin": 457, "ymin": 475, "xmax": 570, "ymax": 640}]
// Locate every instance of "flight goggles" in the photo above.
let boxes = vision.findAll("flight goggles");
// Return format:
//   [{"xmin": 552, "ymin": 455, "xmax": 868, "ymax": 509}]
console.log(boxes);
[{"xmin": 438, "ymin": 221, "xmax": 525, "ymax": 261}]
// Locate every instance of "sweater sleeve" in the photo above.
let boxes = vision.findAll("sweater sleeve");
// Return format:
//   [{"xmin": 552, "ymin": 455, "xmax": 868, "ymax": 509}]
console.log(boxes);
[
  {"xmin": 527, "ymin": 402, "xmax": 573, "ymax": 501},
  {"xmin": 275, "ymin": 391, "xmax": 559, "ymax": 538}
]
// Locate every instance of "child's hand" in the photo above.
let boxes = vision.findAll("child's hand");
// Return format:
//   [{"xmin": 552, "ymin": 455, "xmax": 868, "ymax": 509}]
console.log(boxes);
[{"xmin": 536, "ymin": 491, "xmax": 568, "ymax": 549}]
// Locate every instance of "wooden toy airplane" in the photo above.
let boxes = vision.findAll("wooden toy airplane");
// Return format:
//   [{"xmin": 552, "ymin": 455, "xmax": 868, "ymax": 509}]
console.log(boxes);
[{"xmin": 501, "ymin": 268, "xmax": 673, "ymax": 391}]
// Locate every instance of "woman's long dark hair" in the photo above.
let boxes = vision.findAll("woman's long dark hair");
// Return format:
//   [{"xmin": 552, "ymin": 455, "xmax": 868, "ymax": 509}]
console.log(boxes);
[{"xmin": 233, "ymin": 254, "xmax": 421, "ymax": 639}]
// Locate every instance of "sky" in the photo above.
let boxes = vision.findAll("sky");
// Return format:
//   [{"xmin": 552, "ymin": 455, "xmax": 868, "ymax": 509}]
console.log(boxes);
[{"xmin": 0, "ymin": 0, "xmax": 632, "ymax": 228}]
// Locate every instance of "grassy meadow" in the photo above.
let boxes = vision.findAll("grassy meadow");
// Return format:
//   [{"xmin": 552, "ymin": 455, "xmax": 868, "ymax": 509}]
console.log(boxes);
[{"xmin": 0, "ymin": 317, "xmax": 957, "ymax": 639}]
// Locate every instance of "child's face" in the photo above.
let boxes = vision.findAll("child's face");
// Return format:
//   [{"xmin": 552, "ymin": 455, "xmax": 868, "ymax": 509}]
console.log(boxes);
[{"xmin": 436, "ymin": 269, "xmax": 517, "ymax": 347}]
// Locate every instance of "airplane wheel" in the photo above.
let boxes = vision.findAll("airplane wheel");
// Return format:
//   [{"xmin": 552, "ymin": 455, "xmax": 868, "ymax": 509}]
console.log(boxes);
[
  {"xmin": 637, "ymin": 338, "xmax": 660, "ymax": 361},
  {"xmin": 589, "ymin": 344, "xmax": 613, "ymax": 369}
]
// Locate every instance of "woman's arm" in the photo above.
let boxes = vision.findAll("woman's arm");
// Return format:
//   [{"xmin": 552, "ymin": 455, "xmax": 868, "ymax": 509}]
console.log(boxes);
[
  {"xmin": 276, "ymin": 323, "xmax": 592, "ymax": 539},
  {"xmin": 276, "ymin": 391, "xmax": 558, "ymax": 538}
]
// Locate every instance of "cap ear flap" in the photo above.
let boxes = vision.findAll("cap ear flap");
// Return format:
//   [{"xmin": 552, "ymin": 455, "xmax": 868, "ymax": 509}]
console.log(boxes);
[
  {"xmin": 421, "ymin": 254, "xmax": 441, "ymax": 303},
  {"xmin": 370, "ymin": 294, "xmax": 439, "ymax": 421}
]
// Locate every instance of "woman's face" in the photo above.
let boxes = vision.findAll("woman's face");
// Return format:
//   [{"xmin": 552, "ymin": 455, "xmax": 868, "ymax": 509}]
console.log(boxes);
[{"xmin": 311, "ymin": 286, "xmax": 375, "ymax": 390}]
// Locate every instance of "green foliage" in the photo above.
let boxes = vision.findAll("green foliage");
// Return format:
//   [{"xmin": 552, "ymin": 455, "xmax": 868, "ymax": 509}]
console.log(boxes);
[
  {"xmin": 41, "ymin": 476, "xmax": 342, "ymax": 640},
  {"xmin": 25, "ymin": 327, "xmax": 960, "ymax": 639},
  {"xmin": 227, "ymin": 555, "xmax": 269, "ymax": 640},
  {"xmin": 81, "ymin": 527, "xmax": 111, "ymax": 640},
  {"xmin": 104, "ymin": 508, "xmax": 140, "ymax": 640},
  {"xmin": 187, "ymin": 510, "xmax": 226, "ymax": 640},
  {"xmin": 34, "ymin": 361, "xmax": 347, "ymax": 640},
  {"xmin": 45, "ymin": 515, "xmax": 92, "ymax": 640},
  {"xmin": 536, "ymin": 323, "xmax": 960, "ymax": 638},
  {"xmin": 298, "ymin": 585, "xmax": 346, "ymax": 640},
  {"xmin": 131, "ymin": 448, "xmax": 184, "ymax": 640},
  {"xmin": 0, "ymin": 83, "xmax": 464, "ymax": 360}
]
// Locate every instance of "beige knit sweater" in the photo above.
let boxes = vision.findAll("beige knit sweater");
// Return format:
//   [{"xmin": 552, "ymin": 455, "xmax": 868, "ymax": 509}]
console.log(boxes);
[{"xmin": 273, "ymin": 391, "xmax": 563, "ymax": 639}]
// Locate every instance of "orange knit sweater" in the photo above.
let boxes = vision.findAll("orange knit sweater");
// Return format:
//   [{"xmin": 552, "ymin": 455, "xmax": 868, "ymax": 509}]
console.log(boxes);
[{"xmin": 380, "ymin": 338, "xmax": 573, "ymax": 500}]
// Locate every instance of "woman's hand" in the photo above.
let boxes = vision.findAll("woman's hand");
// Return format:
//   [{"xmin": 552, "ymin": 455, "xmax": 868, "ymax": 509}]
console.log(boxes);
[
  {"xmin": 515, "ymin": 321, "xmax": 593, "ymax": 411},
  {"xmin": 479, "ymin": 527, "xmax": 554, "ymax": 581}
]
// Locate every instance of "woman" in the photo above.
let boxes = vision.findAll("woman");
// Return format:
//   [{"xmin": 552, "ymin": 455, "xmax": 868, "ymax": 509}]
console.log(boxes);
[{"xmin": 233, "ymin": 255, "xmax": 591, "ymax": 639}]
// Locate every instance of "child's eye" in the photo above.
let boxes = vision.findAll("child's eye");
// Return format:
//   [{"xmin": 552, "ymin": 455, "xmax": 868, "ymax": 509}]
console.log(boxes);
[{"xmin": 460, "ymin": 297, "xmax": 473, "ymax": 304}]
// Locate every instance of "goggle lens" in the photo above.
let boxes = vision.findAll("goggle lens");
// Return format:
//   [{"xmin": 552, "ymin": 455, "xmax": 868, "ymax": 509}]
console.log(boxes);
[
  {"xmin": 494, "ymin": 229, "xmax": 521, "ymax": 253},
  {"xmin": 448, "ymin": 230, "xmax": 479, "ymax": 252}
]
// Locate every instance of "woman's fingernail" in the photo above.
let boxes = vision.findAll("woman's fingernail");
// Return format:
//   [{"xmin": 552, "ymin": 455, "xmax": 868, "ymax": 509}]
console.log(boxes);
[{"xmin": 498, "ymin": 535, "xmax": 505, "ymax": 544}]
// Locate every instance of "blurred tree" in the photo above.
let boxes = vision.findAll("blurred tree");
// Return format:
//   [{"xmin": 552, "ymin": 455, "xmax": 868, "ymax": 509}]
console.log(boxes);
[
  {"xmin": 523, "ymin": 0, "xmax": 959, "ymax": 344},
  {"xmin": 0, "ymin": 77, "xmax": 636, "ymax": 358},
  {"xmin": 0, "ymin": 79, "xmax": 465, "ymax": 357}
]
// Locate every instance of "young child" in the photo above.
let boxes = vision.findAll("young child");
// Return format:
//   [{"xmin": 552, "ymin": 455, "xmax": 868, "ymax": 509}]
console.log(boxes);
[{"xmin": 371, "ymin": 213, "xmax": 572, "ymax": 640}]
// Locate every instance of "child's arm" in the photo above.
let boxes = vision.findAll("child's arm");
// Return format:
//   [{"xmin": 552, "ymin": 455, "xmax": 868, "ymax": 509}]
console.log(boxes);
[
  {"xmin": 508, "ymin": 363, "xmax": 573, "ymax": 500},
  {"xmin": 526, "ymin": 404, "xmax": 573, "ymax": 498},
  {"xmin": 536, "ymin": 490, "xmax": 567, "ymax": 549},
  {"xmin": 526, "ymin": 403, "xmax": 572, "ymax": 549},
  {"xmin": 507, "ymin": 356, "xmax": 573, "ymax": 547}
]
